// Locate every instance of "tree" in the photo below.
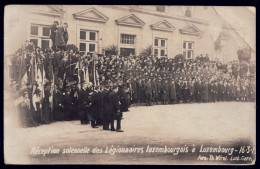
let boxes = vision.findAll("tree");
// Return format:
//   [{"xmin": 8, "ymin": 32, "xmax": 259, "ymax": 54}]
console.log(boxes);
[
  {"xmin": 140, "ymin": 45, "xmax": 153, "ymax": 57},
  {"xmin": 105, "ymin": 45, "xmax": 118, "ymax": 56},
  {"xmin": 174, "ymin": 54, "xmax": 185, "ymax": 63}
]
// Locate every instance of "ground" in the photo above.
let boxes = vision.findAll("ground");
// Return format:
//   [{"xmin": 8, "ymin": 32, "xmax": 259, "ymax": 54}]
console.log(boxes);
[{"xmin": 4, "ymin": 91, "xmax": 256, "ymax": 164}]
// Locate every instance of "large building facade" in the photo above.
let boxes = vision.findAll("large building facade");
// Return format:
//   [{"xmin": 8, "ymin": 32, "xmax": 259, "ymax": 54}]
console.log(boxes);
[{"xmin": 5, "ymin": 5, "xmax": 255, "ymax": 62}]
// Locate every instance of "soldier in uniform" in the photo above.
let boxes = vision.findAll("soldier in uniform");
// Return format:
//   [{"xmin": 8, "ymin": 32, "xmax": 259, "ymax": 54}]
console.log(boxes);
[
  {"xmin": 175, "ymin": 79, "xmax": 182, "ymax": 103},
  {"xmin": 109, "ymin": 85, "xmax": 124, "ymax": 132},
  {"xmin": 202, "ymin": 80, "xmax": 209, "ymax": 103},
  {"xmin": 90, "ymin": 86, "xmax": 101, "ymax": 128},
  {"xmin": 100, "ymin": 83, "xmax": 111, "ymax": 130},
  {"xmin": 70, "ymin": 83, "xmax": 79, "ymax": 120},
  {"xmin": 169, "ymin": 79, "xmax": 177, "ymax": 104},
  {"xmin": 188, "ymin": 79, "xmax": 195, "ymax": 103},
  {"xmin": 161, "ymin": 78, "xmax": 167, "ymax": 105},
  {"xmin": 78, "ymin": 82, "xmax": 92, "ymax": 125},
  {"xmin": 156, "ymin": 77, "xmax": 162, "ymax": 104},
  {"xmin": 63, "ymin": 87, "xmax": 73, "ymax": 121},
  {"xmin": 42, "ymin": 81, "xmax": 51, "ymax": 124},
  {"xmin": 145, "ymin": 78, "xmax": 152, "ymax": 106},
  {"xmin": 50, "ymin": 21, "xmax": 59, "ymax": 50},
  {"xmin": 218, "ymin": 81, "xmax": 224, "ymax": 102},
  {"xmin": 182, "ymin": 80, "xmax": 189, "ymax": 103},
  {"xmin": 53, "ymin": 79, "xmax": 65, "ymax": 121},
  {"xmin": 131, "ymin": 77, "xmax": 138, "ymax": 104},
  {"xmin": 235, "ymin": 82, "xmax": 241, "ymax": 101},
  {"xmin": 151, "ymin": 77, "xmax": 159, "ymax": 104}
]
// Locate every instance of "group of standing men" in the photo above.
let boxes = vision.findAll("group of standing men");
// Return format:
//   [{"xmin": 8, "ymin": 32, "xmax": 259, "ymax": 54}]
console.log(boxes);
[{"xmin": 7, "ymin": 22, "xmax": 255, "ymax": 130}]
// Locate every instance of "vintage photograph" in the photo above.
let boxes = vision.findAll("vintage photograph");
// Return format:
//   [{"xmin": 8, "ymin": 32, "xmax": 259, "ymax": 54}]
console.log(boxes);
[{"xmin": 4, "ymin": 5, "xmax": 256, "ymax": 165}]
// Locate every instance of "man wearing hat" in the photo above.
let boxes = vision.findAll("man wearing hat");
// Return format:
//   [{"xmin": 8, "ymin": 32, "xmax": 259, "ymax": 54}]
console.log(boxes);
[
  {"xmin": 18, "ymin": 90, "xmax": 36, "ymax": 127},
  {"xmin": 100, "ymin": 83, "xmax": 110, "ymax": 130},
  {"xmin": 78, "ymin": 82, "xmax": 92, "ymax": 125},
  {"xmin": 50, "ymin": 21, "xmax": 59, "ymax": 50},
  {"xmin": 109, "ymin": 85, "xmax": 124, "ymax": 132},
  {"xmin": 145, "ymin": 78, "xmax": 152, "ymax": 106}
]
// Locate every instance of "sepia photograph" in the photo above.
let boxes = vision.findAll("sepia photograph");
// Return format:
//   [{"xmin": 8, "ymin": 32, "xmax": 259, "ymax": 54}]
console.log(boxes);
[{"xmin": 3, "ymin": 5, "xmax": 256, "ymax": 165}]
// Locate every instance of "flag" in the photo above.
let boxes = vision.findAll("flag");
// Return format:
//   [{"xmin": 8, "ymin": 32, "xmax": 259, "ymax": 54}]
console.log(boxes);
[
  {"xmin": 14, "ymin": 96, "xmax": 24, "ymax": 107},
  {"xmin": 93, "ymin": 60, "xmax": 96, "ymax": 86},
  {"xmin": 21, "ymin": 66, "xmax": 30, "ymax": 88},
  {"xmin": 17, "ymin": 51, "xmax": 27, "ymax": 88},
  {"xmin": 96, "ymin": 69, "xmax": 100, "ymax": 86},
  {"xmin": 42, "ymin": 67, "xmax": 46, "ymax": 98},
  {"xmin": 85, "ymin": 65, "xmax": 89, "ymax": 83},
  {"xmin": 49, "ymin": 69, "xmax": 54, "ymax": 111}
]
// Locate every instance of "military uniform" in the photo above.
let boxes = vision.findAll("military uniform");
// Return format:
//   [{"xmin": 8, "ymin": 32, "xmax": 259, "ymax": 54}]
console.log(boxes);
[
  {"xmin": 169, "ymin": 81, "xmax": 177, "ymax": 104},
  {"xmin": 145, "ymin": 79, "xmax": 152, "ymax": 106},
  {"xmin": 78, "ymin": 87, "xmax": 92, "ymax": 124}
]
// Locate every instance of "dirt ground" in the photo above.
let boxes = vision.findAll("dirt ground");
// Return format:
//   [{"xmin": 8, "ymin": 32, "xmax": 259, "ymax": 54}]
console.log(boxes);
[{"xmin": 4, "ymin": 89, "xmax": 256, "ymax": 165}]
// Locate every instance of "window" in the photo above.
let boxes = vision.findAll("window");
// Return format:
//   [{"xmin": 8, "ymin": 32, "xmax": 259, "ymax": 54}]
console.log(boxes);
[
  {"xmin": 161, "ymin": 40, "xmax": 165, "ymax": 47},
  {"xmin": 80, "ymin": 31, "xmax": 86, "ymax": 40},
  {"xmin": 120, "ymin": 48, "xmax": 135, "ymax": 57},
  {"xmin": 185, "ymin": 7, "xmax": 192, "ymax": 17},
  {"xmin": 31, "ymin": 26, "xmax": 38, "ymax": 35},
  {"xmin": 156, "ymin": 6, "xmax": 166, "ymax": 12},
  {"xmin": 160, "ymin": 49, "xmax": 165, "ymax": 56},
  {"xmin": 119, "ymin": 34, "xmax": 136, "ymax": 56},
  {"xmin": 41, "ymin": 40, "xmax": 50, "ymax": 49},
  {"xmin": 89, "ymin": 44, "xmax": 95, "ymax": 52},
  {"xmin": 154, "ymin": 49, "xmax": 158, "ymax": 56},
  {"xmin": 120, "ymin": 34, "xmax": 135, "ymax": 45},
  {"xmin": 80, "ymin": 43, "xmax": 86, "ymax": 51},
  {"xmin": 89, "ymin": 32, "xmax": 96, "ymax": 41},
  {"xmin": 30, "ymin": 25, "xmax": 51, "ymax": 49},
  {"xmin": 153, "ymin": 38, "xmax": 167, "ymax": 57},
  {"xmin": 154, "ymin": 39, "xmax": 158, "ymax": 46},
  {"xmin": 79, "ymin": 29, "xmax": 98, "ymax": 53},
  {"xmin": 42, "ymin": 27, "xmax": 50, "ymax": 37},
  {"xmin": 183, "ymin": 41, "xmax": 194, "ymax": 59}
]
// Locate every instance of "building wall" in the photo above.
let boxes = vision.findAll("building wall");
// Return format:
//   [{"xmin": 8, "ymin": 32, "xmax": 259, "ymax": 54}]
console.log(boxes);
[{"xmin": 5, "ymin": 5, "xmax": 254, "ymax": 62}]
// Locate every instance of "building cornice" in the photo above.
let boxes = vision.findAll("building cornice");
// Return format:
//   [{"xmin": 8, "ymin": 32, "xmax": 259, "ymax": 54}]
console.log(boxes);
[
  {"xmin": 150, "ymin": 20, "xmax": 175, "ymax": 32},
  {"xmin": 115, "ymin": 14, "xmax": 145, "ymax": 28},
  {"xmin": 101, "ymin": 5, "xmax": 209, "ymax": 26},
  {"xmin": 29, "ymin": 10, "xmax": 61, "ymax": 17},
  {"xmin": 73, "ymin": 7, "xmax": 109, "ymax": 23}
]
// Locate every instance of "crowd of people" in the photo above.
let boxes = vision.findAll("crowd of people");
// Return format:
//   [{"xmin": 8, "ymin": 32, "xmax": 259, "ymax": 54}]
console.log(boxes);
[{"xmin": 7, "ymin": 39, "xmax": 256, "ymax": 130}]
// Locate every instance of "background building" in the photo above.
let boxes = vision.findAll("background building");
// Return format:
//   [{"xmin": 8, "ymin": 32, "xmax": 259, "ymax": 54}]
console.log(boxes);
[{"xmin": 4, "ymin": 5, "xmax": 255, "ymax": 62}]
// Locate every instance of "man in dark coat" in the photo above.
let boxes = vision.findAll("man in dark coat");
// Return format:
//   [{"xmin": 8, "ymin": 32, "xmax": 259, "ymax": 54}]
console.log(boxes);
[
  {"xmin": 156, "ymin": 78, "xmax": 162, "ymax": 103},
  {"xmin": 78, "ymin": 82, "xmax": 92, "ymax": 124},
  {"xmin": 63, "ymin": 87, "xmax": 73, "ymax": 121},
  {"xmin": 109, "ymin": 86, "xmax": 123, "ymax": 132},
  {"xmin": 169, "ymin": 80, "xmax": 177, "ymax": 104},
  {"xmin": 100, "ymin": 84, "xmax": 110, "ymax": 130},
  {"xmin": 175, "ymin": 80, "xmax": 182, "ymax": 103},
  {"xmin": 218, "ymin": 81, "xmax": 224, "ymax": 102},
  {"xmin": 145, "ymin": 78, "xmax": 152, "ymax": 106},
  {"xmin": 152, "ymin": 78, "xmax": 158, "ymax": 104},
  {"xmin": 131, "ymin": 78, "xmax": 138, "ymax": 104},
  {"xmin": 63, "ymin": 23, "xmax": 69, "ymax": 48},
  {"xmin": 50, "ymin": 21, "xmax": 59, "ymax": 50},
  {"xmin": 181, "ymin": 80, "xmax": 189, "ymax": 103},
  {"xmin": 55, "ymin": 25, "xmax": 66, "ymax": 51},
  {"xmin": 90, "ymin": 86, "xmax": 101, "ymax": 128},
  {"xmin": 202, "ymin": 81, "xmax": 209, "ymax": 103},
  {"xmin": 42, "ymin": 82, "xmax": 51, "ymax": 123}
]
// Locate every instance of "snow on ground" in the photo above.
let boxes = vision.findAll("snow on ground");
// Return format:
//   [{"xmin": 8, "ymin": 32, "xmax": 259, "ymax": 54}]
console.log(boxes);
[{"xmin": 4, "ymin": 100, "xmax": 256, "ymax": 164}]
